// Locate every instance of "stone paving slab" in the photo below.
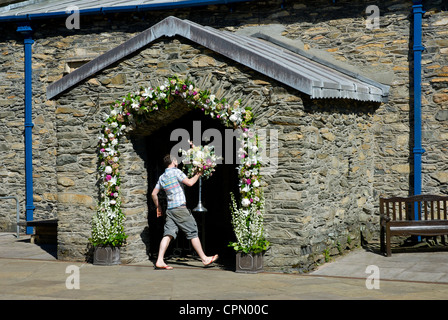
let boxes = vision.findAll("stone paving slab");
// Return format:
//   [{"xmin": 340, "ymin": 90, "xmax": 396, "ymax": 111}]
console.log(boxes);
[
  {"xmin": 1, "ymin": 233, "xmax": 448, "ymax": 303},
  {"xmin": 311, "ymin": 248, "xmax": 448, "ymax": 284},
  {"xmin": 1, "ymin": 258, "xmax": 448, "ymax": 301}
]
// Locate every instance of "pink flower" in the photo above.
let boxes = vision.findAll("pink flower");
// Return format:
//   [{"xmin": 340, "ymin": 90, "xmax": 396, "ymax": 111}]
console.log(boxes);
[
  {"xmin": 246, "ymin": 179, "xmax": 251, "ymax": 185},
  {"xmin": 106, "ymin": 175, "xmax": 112, "ymax": 181}
]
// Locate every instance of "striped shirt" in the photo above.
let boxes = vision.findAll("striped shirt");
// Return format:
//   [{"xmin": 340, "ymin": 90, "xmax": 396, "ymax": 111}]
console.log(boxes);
[{"xmin": 155, "ymin": 168, "xmax": 187, "ymax": 209}]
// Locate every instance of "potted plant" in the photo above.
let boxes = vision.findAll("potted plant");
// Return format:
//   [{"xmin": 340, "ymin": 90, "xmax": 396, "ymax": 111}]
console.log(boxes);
[
  {"xmin": 229, "ymin": 193, "xmax": 269, "ymax": 273},
  {"xmin": 89, "ymin": 196, "xmax": 127, "ymax": 265},
  {"xmin": 90, "ymin": 117, "xmax": 128, "ymax": 265}
]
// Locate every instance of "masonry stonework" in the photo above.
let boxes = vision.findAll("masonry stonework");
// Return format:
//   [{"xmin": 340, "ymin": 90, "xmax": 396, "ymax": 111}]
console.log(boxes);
[{"xmin": 0, "ymin": 0, "xmax": 447, "ymax": 272}]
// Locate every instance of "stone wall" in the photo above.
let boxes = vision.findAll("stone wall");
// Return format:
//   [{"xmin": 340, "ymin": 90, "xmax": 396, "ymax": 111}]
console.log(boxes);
[{"xmin": 0, "ymin": 0, "xmax": 447, "ymax": 272}]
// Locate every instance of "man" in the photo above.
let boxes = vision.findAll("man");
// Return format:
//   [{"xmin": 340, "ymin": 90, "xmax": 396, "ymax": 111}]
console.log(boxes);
[{"xmin": 151, "ymin": 154, "xmax": 218, "ymax": 270}]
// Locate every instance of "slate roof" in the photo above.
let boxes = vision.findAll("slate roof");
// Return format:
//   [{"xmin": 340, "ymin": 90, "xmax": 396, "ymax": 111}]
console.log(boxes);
[{"xmin": 46, "ymin": 16, "xmax": 389, "ymax": 102}]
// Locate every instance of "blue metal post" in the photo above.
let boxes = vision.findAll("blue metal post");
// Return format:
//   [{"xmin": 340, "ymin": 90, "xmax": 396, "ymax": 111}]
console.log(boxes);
[
  {"xmin": 17, "ymin": 24, "xmax": 35, "ymax": 234},
  {"xmin": 412, "ymin": 1, "xmax": 425, "ymax": 200},
  {"xmin": 412, "ymin": 1, "xmax": 425, "ymax": 243}
]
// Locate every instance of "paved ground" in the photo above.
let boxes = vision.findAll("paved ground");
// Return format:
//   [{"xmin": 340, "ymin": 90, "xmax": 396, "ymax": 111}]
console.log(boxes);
[{"xmin": 1, "ymin": 232, "xmax": 448, "ymax": 304}]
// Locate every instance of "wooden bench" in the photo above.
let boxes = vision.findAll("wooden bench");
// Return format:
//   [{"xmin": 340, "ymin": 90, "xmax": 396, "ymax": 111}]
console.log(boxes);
[
  {"xmin": 18, "ymin": 219, "xmax": 58, "ymax": 244},
  {"xmin": 380, "ymin": 195, "xmax": 448, "ymax": 257}
]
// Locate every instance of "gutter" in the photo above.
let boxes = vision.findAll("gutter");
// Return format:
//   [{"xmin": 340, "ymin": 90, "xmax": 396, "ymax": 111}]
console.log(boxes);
[
  {"xmin": 0, "ymin": 0, "xmax": 253, "ymax": 22},
  {"xmin": 16, "ymin": 23, "xmax": 34, "ymax": 235},
  {"xmin": 412, "ymin": 0, "xmax": 425, "ymax": 199}
]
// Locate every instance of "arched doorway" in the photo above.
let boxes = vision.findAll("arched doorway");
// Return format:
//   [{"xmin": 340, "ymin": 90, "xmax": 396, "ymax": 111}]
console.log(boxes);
[
  {"xmin": 146, "ymin": 108, "xmax": 238, "ymax": 268},
  {"xmin": 92, "ymin": 76, "xmax": 264, "ymax": 269}
]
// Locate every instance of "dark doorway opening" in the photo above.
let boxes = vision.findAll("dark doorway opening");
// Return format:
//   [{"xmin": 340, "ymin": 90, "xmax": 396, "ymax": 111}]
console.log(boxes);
[{"xmin": 146, "ymin": 109, "xmax": 239, "ymax": 269}]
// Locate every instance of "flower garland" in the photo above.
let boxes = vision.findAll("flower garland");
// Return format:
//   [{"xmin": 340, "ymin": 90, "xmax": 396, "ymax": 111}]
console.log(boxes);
[{"xmin": 90, "ymin": 76, "xmax": 266, "ymax": 252}]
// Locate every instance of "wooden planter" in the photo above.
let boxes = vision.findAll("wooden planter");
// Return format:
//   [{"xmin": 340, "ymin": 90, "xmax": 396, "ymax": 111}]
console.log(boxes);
[
  {"xmin": 235, "ymin": 252, "xmax": 263, "ymax": 273},
  {"xmin": 93, "ymin": 246, "xmax": 121, "ymax": 266}
]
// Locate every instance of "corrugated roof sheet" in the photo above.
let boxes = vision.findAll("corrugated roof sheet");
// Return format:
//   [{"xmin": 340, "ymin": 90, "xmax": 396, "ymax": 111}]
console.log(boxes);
[
  {"xmin": 47, "ymin": 16, "xmax": 389, "ymax": 102},
  {"xmin": 0, "ymin": 0, "xmax": 242, "ymax": 20}
]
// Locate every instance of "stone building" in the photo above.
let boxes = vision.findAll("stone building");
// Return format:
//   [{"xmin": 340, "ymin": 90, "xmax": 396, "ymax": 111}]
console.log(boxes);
[{"xmin": 0, "ymin": 0, "xmax": 447, "ymax": 272}]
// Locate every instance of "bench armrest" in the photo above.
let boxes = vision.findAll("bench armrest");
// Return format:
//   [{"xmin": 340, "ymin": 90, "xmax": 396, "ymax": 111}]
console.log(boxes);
[{"xmin": 380, "ymin": 214, "xmax": 390, "ymax": 226}]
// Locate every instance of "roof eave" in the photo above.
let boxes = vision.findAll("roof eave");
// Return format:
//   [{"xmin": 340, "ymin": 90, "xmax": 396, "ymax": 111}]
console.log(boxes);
[{"xmin": 46, "ymin": 16, "xmax": 389, "ymax": 103}]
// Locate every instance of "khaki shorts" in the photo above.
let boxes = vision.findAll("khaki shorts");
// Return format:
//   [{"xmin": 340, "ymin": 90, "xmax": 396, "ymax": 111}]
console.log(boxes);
[{"xmin": 164, "ymin": 207, "xmax": 198, "ymax": 240}]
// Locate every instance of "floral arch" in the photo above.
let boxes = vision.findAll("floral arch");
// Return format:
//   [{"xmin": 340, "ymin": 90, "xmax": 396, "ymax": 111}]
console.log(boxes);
[{"xmin": 90, "ymin": 76, "xmax": 267, "ymax": 254}]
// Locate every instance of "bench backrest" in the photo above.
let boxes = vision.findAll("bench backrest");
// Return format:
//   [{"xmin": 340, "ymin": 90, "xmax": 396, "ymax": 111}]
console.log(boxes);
[{"xmin": 380, "ymin": 195, "xmax": 448, "ymax": 222}]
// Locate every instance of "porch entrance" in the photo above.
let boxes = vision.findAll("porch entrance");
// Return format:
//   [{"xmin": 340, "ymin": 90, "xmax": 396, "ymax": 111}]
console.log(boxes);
[{"xmin": 146, "ymin": 109, "xmax": 239, "ymax": 269}]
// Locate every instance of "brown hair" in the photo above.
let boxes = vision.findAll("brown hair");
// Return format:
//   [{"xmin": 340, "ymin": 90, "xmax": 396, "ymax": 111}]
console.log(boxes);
[{"xmin": 163, "ymin": 154, "xmax": 173, "ymax": 168}]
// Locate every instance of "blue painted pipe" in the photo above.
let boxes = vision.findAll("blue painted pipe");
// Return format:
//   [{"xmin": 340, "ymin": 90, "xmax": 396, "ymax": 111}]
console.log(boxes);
[
  {"xmin": 412, "ymin": 1, "xmax": 425, "ymax": 240},
  {"xmin": 17, "ymin": 23, "xmax": 35, "ymax": 235},
  {"xmin": 412, "ymin": 1, "xmax": 425, "ymax": 200}
]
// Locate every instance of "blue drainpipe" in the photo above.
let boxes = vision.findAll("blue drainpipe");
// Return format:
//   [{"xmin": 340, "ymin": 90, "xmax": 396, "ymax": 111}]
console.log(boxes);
[
  {"xmin": 412, "ymin": 1, "xmax": 425, "ymax": 201},
  {"xmin": 17, "ymin": 23, "xmax": 35, "ymax": 234}
]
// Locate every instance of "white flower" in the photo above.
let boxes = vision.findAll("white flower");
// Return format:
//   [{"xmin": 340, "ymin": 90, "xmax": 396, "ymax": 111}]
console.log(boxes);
[
  {"xmin": 109, "ymin": 176, "xmax": 117, "ymax": 185},
  {"xmin": 105, "ymin": 166, "xmax": 112, "ymax": 174},
  {"xmin": 209, "ymin": 94, "xmax": 215, "ymax": 102},
  {"xmin": 142, "ymin": 87, "xmax": 153, "ymax": 98},
  {"xmin": 105, "ymin": 148, "xmax": 116, "ymax": 156},
  {"xmin": 229, "ymin": 114, "xmax": 238, "ymax": 123},
  {"xmin": 160, "ymin": 85, "xmax": 165, "ymax": 91},
  {"xmin": 111, "ymin": 139, "xmax": 118, "ymax": 146},
  {"xmin": 253, "ymin": 180, "xmax": 260, "ymax": 188},
  {"xmin": 110, "ymin": 122, "xmax": 118, "ymax": 128},
  {"xmin": 131, "ymin": 99, "xmax": 140, "ymax": 110},
  {"xmin": 242, "ymin": 198, "xmax": 251, "ymax": 207}
]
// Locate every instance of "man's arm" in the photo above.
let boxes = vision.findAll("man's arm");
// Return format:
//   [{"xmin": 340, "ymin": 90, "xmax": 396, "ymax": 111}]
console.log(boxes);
[
  {"xmin": 182, "ymin": 173, "xmax": 201, "ymax": 187},
  {"xmin": 151, "ymin": 187, "xmax": 163, "ymax": 217}
]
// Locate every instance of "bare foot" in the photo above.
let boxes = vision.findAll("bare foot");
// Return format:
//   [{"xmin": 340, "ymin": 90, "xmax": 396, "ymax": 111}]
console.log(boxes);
[
  {"xmin": 155, "ymin": 263, "xmax": 173, "ymax": 270},
  {"xmin": 202, "ymin": 254, "xmax": 219, "ymax": 266}
]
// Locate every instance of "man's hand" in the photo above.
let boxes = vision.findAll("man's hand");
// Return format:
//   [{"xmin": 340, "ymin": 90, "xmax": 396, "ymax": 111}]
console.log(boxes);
[
  {"xmin": 182, "ymin": 172, "xmax": 202, "ymax": 187},
  {"xmin": 156, "ymin": 205, "xmax": 163, "ymax": 218}
]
